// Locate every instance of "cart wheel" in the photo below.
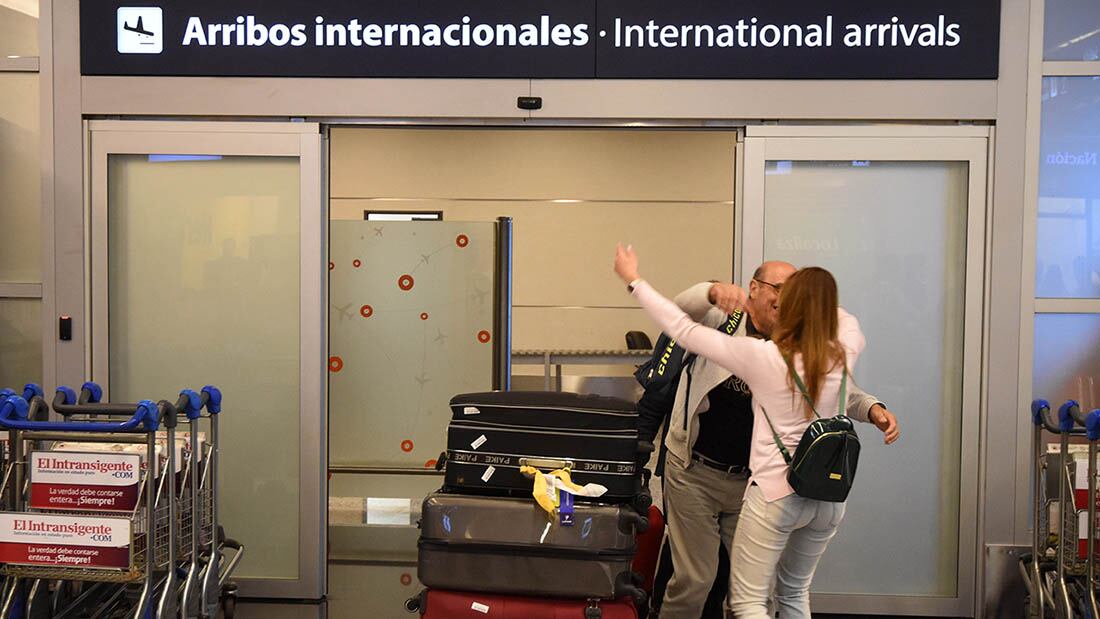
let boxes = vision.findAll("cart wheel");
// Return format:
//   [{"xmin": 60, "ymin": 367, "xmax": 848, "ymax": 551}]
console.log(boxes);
[{"xmin": 222, "ymin": 583, "xmax": 238, "ymax": 619}]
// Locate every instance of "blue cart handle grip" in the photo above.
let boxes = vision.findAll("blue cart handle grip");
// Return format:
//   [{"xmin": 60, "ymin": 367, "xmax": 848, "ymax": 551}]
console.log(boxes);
[
  {"xmin": 56, "ymin": 386, "xmax": 77, "ymax": 406},
  {"xmin": 0, "ymin": 397, "xmax": 159, "ymax": 433},
  {"xmin": 80, "ymin": 382, "xmax": 103, "ymax": 404},
  {"xmin": 179, "ymin": 389, "xmax": 203, "ymax": 420},
  {"xmin": 1087, "ymin": 410, "xmax": 1100, "ymax": 442},
  {"xmin": 201, "ymin": 385, "xmax": 222, "ymax": 414},
  {"xmin": 1031, "ymin": 399, "xmax": 1051, "ymax": 427},
  {"xmin": 22, "ymin": 383, "xmax": 43, "ymax": 401},
  {"xmin": 1059, "ymin": 400, "xmax": 1081, "ymax": 433}
]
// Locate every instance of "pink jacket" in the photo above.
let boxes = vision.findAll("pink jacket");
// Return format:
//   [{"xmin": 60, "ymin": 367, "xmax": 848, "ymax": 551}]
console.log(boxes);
[{"xmin": 631, "ymin": 280, "xmax": 865, "ymax": 502}]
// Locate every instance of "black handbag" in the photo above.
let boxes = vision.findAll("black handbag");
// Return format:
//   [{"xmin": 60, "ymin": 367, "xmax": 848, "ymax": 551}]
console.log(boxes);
[{"xmin": 760, "ymin": 359, "xmax": 859, "ymax": 503}]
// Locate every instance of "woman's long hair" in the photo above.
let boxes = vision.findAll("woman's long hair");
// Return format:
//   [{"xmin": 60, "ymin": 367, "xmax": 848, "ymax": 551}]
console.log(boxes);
[{"xmin": 770, "ymin": 267, "xmax": 847, "ymax": 418}]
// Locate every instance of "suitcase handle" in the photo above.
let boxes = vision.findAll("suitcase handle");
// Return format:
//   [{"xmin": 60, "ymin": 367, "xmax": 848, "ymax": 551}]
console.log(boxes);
[{"xmin": 519, "ymin": 457, "xmax": 574, "ymax": 470}]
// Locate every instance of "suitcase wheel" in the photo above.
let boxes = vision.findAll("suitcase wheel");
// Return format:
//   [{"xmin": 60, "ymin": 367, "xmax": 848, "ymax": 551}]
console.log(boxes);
[{"xmin": 404, "ymin": 594, "xmax": 422, "ymax": 614}]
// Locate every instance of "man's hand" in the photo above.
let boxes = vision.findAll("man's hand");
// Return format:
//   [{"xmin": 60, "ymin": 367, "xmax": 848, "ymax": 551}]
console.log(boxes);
[
  {"xmin": 614, "ymin": 243, "xmax": 640, "ymax": 284},
  {"xmin": 708, "ymin": 282, "xmax": 748, "ymax": 315},
  {"xmin": 869, "ymin": 404, "xmax": 899, "ymax": 445}
]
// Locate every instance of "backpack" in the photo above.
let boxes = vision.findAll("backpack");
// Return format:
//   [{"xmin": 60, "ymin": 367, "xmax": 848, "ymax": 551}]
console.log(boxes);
[{"xmin": 760, "ymin": 359, "xmax": 860, "ymax": 503}]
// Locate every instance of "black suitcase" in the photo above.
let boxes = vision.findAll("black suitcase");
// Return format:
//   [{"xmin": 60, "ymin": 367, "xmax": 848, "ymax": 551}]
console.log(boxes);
[
  {"xmin": 417, "ymin": 491, "xmax": 648, "ymax": 603},
  {"xmin": 444, "ymin": 391, "xmax": 648, "ymax": 503}
]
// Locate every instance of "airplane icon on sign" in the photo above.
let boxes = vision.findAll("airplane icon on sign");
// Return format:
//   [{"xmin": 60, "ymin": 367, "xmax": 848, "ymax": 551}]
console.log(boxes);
[
  {"xmin": 117, "ymin": 7, "xmax": 163, "ymax": 54},
  {"xmin": 123, "ymin": 16, "xmax": 155, "ymax": 37}
]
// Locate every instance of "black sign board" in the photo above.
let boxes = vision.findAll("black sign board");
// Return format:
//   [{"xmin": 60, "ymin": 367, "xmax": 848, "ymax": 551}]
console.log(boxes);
[{"xmin": 81, "ymin": 0, "xmax": 1001, "ymax": 79}]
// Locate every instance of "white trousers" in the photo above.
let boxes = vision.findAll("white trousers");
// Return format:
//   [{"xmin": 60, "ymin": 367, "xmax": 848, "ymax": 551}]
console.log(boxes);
[{"xmin": 727, "ymin": 484, "xmax": 846, "ymax": 618}]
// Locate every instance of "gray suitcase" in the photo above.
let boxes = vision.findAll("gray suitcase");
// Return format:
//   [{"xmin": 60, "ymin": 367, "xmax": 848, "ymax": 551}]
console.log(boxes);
[{"xmin": 417, "ymin": 491, "xmax": 648, "ymax": 602}]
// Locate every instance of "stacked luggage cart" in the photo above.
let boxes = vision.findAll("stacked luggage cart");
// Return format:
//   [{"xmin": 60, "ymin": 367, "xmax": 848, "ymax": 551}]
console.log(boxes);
[
  {"xmin": 1023, "ymin": 398, "xmax": 1100, "ymax": 618},
  {"xmin": 0, "ymin": 381, "xmax": 242, "ymax": 618},
  {"xmin": 407, "ymin": 391, "xmax": 662, "ymax": 619}
]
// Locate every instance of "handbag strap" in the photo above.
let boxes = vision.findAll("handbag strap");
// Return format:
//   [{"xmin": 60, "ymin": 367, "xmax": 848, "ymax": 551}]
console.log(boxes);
[{"xmin": 760, "ymin": 356, "xmax": 848, "ymax": 465}]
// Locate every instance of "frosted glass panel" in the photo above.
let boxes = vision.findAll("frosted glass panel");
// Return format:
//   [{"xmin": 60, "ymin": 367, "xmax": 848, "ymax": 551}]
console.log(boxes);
[
  {"xmin": 0, "ymin": 73, "xmax": 41, "ymax": 281},
  {"xmin": 1034, "ymin": 314, "xmax": 1100, "ymax": 412},
  {"xmin": 107, "ymin": 154, "xmax": 301, "ymax": 580},
  {"xmin": 764, "ymin": 160, "xmax": 968, "ymax": 596},
  {"xmin": 1044, "ymin": 0, "xmax": 1100, "ymax": 61},
  {"xmin": 0, "ymin": 298, "xmax": 41, "ymax": 389},
  {"xmin": 328, "ymin": 221, "xmax": 495, "ymax": 467},
  {"xmin": 1037, "ymin": 77, "xmax": 1100, "ymax": 298}
]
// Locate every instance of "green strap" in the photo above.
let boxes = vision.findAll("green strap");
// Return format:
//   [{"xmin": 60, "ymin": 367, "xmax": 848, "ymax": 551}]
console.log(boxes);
[
  {"xmin": 783, "ymin": 356, "xmax": 848, "ymax": 419},
  {"xmin": 759, "ymin": 405, "xmax": 792, "ymax": 464},
  {"xmin": 762, "ymin": 357, "xmax": 849, "ymax": 464}
]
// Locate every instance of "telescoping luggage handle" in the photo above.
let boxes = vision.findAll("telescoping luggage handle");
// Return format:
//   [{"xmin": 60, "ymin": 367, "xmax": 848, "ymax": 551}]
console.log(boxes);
[{"xmin": 519, "ymin": 457, "xmax": 575, "ymax": 471}]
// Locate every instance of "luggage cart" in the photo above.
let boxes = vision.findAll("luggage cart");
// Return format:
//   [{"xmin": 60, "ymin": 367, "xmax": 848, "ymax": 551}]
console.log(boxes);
[
  {"xmin": 1068, "ymin": 404, "xmax": 1100, "ymax": 619},
  {"xmin": 71, "ymin": 383, "xmax": 242, "ymax": 619},
  {"xmin": 0, "ymin": 386, "xmax": 184, "ymax": 618},
  {"xmin": 1025, "ymin": 399, "xmax": 1097, "ymax": 618}
]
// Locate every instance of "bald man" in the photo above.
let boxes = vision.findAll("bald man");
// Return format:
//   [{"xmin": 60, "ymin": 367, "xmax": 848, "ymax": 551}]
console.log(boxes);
[{"xmin": 640, "ymin": 262, "xmax": 898, "ymax": 619}]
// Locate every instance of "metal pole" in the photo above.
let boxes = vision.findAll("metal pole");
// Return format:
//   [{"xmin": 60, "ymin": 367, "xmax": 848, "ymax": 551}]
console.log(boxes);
[
  {"xmin": 133, "ymin": 432, "xmax": 157, "ymax": 619},
  {"xmin": 493, "ymin": 217, "xmax": 513, "ymax": 391},
  {"xmin": 1088, "ymin": 435, "xmax": 1099, "ymax": 618},
  {"xmin": 158, "ymin": 416, "xmax": 178, "ymax": 618},
  {"xmin": 201, "ymin": 414, "xmax": 219, "ymax": 618},
  {"xmin": 1031, "ymin": 422, "xmax": 1047, "ymax": 616},
  {"xmin": 181, "ymin": 417, "xmax": 202, "ymax": 617},
  {"xmin": 1055, "ymin": 428, "xmax": 1074, "ymax": 616}
]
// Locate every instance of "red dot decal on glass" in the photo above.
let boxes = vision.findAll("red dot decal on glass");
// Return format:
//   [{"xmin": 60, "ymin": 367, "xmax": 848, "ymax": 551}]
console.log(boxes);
[
  {"xmin": 328, "ymin": 356, "xmax": 343, "ymax": 372},
  {"xmin": 328, "ymin": 261, "xmax": 335, "ymax": 271},
  {"xmin": 401, "ymin": 439, "xmax": 414, "ymax": 453},
  {"xmin": 398, "ymin": 274, "xmax": 415, "ymax": 291},
  {"xmin": 425, "ymin": 459, "xmax": 437, "ymax": 468},
  {"xmin": 352, "ymin": 259, "xmax": 362, "ymax": 268},
  {"xmin": 477, "ymin": 330, "xmax": 491, "ymax": 344},
  {"xmin": 420, "ymin": 312, "xmax": 429, "ymax": 321},
  {"xmin": 360, "ymin": 305, "xmax": 373, "ymax": 318},
  {"xmin": 400, "ymin": 573, "xmax": 413, "ymax": 586},
  {"xmin": 456, "ymin": 234, "xmax": 469, "ymax": 248}
]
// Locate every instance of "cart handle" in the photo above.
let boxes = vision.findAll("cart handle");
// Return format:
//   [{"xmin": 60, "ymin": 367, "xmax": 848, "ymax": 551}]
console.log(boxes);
[
  {"xmin": 201, "ymin": 385, "xmax": 222, "ymax": 414},
  {"xmin": 1087, "ymin": 410, "xmax": 1100, "ymax": 442},
  {"xmin": 1059, "ymin": 400, "xmax": 1083, "ymax": 434},
  {"xmin": 53, "ymin": 386, "xmax": 156, "ymax": 417},
  {"xmin": 1031, "ymin": 399, "xmax": 1073, "ymax": 434},
  {"xmin": 0, "ymin": 396, "xmax": 160, "ymax": 432},
  {"xmin": 79, "ymin": 381, "xmax": 103, "ymax": 404},
  {"xmin": 179, "ymin": 389, "xmax": 203, "ymax": 420},
  {"xmin": 1070, "ymin": 401, "xmax": 1091, "ymax": 428},
  {"xmin": 1031, "ymin": 399, "xmax": 1051, "ymax": 427}
]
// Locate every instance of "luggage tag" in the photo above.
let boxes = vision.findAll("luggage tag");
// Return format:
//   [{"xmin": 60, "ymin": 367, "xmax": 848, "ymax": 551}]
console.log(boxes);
[{"xmin": 559, "ymin": 490, "xmax": 575, "ymax": 526}]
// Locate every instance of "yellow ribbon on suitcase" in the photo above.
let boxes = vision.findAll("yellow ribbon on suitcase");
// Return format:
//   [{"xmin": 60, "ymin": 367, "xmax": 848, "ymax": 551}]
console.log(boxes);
[{"xmin": 519, "ymin": 465, "xmax": 608, "ymax": 518}]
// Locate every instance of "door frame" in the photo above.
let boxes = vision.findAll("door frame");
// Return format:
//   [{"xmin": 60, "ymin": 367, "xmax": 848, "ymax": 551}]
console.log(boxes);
[
  {"xmin": 85, "ymin": 120, "xmax": 327, "ymax": 600},
  {"xmin": 740, "ymin": 125, "xmax": 990, "ymax": 617}
]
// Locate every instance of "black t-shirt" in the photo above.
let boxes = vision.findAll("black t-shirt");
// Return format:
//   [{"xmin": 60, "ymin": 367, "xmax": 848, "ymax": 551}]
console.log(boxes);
[{"xmin": 691, "ymin": 316, "xmax": 761, "ymax": 467}]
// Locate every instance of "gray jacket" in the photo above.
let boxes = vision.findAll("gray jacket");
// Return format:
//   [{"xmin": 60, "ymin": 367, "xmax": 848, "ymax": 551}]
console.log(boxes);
[{"xmin": 662, "ymin": 282, "xmax": 882, "ymax": 469}]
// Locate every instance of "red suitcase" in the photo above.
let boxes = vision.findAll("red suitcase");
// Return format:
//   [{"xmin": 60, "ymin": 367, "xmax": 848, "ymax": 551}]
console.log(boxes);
[
  {"xmin": 632, "ymin": 505, "xmax": 665, "ymax": 594},
  {"xmin": 406, "ymin": 589, "xmax": 638, "ymax": 619}
]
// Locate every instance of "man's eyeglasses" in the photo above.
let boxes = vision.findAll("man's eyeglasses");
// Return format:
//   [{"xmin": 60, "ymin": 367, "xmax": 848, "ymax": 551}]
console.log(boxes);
[{"xmin": 753, "ymin": 278, "xmax": 783, "ymax": 294}]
